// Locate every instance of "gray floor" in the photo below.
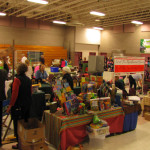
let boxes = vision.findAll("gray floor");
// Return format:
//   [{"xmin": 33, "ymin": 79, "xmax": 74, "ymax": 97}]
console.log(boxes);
[{"xmin": 1, "ymin": 116, "xmax": 150, "ymax": 150}]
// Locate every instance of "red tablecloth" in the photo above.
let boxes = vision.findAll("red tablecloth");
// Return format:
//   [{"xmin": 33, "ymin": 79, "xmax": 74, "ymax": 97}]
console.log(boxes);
[
  {"xmin": 44, "ymin": 107, "xmax": 124, "ymax": 150},
  {"xmin": 61, "ymin": 114, "xmax": 124, "ymax": 150}
]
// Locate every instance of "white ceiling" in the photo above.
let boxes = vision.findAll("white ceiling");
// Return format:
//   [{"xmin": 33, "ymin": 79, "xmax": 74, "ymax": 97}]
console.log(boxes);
[{"xmin": 0, "ymin": 0, "xmax": 150, "ymax": 28}]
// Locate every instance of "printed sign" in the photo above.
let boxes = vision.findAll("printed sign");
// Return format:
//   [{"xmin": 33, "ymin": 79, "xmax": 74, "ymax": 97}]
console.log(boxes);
[{"xmin": 114, "ymin": 56, "xmax": 145, "ymax": 73}]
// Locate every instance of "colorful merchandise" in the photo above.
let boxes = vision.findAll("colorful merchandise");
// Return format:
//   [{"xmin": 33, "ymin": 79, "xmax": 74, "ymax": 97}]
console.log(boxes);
[{"xmin": 90, "ymin": 99, "xmax": 99, "ymax": 111}]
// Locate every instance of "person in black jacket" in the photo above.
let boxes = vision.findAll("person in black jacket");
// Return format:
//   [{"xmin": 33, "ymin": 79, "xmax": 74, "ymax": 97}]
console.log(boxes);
[
  {"xmin": 0, "ymin": 69, "xmax": 7, "ymax": 147},
  {"xmin": 62, "ymin": 66, "xmax": 73, "ymax": 90},
  {"xmin": 3, "ymin": 56, "xmax": 9, "ymax": 75},
  {"xmin": 7, "ymin": 63, "xmax": 32, "ymax": 149}
]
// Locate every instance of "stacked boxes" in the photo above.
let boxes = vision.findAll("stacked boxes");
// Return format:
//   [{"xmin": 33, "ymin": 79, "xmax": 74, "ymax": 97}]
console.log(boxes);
[
  {"xmin": 143, "ymin": 96, "xmax": 150, "ymax": 121},
  {"xmin": 18, "ymin": 118, "xmax": 48, "ymax": 150},
  {"xmin": 90, "ymin": 97, "xmax": 111, "ymax": 111}
]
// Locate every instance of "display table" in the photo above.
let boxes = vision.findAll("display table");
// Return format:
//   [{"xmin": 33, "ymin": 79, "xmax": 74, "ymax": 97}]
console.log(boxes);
[
  {"xmin": 39, "ymin": 83, "xmax": 54, "ymax": 102},
  {"xmin": 122, "ymin": 104, "xmax": 141, "ymax": 132},
  {"xmin": 43, "ymin": 107, "xmax": 124, "ymax": 150},
  {"xmin": 30, "ymin": 91, "xmax": 45, "ymax": 120},
  {"xmin": 39, "ymin": 83, "xmax": 52, "ymax": 94}
]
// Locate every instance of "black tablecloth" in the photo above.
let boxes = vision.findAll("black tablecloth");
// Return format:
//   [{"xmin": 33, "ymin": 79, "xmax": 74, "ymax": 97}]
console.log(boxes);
[
  {"xmin": 39, "ymin": 84, "xmax": 54, "ymax": 102},
  {"xmin": 30, "ymin": 91, "xmax": 45, "ymax": 120}
]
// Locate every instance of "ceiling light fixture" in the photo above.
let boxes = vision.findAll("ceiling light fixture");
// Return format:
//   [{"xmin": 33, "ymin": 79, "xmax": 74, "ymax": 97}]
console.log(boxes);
[
  {"xmin": 90, "ymin": 11, "xmax": 105, "ymax": 16},
  {"xmin": 95, "ymin": 19, "xmax": 100, "ymax": 22},
  {"xmin": 0, "ymin": 12, "xmax": 6, "ymax": 16},
  {"xmin": 93, "ymin": 27, "xmax": 103, "ymax": 30},
  {"xmin": 131, "ymin": 20, "xmax": 143, "ymax": 25},
  {"xmin": 53, "ymin": 20, "xmax": 66, "ymax": 25},
  {"xmin": 27, "ymin": 0, "xmax": 48, "ymax": 4}
]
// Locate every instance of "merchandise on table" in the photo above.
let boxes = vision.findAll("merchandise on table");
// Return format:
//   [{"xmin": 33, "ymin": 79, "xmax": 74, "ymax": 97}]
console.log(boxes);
[
  {"xmin": 90, "ymin": 99, "xmax": 99, "ymax": 111},
  {"xmin": 52, "ymin": 79, "xmax": 84, "ymax": 116},
  {"xmin": 89, "ymin": 97, "xmax": 111, "ymax": 111}
]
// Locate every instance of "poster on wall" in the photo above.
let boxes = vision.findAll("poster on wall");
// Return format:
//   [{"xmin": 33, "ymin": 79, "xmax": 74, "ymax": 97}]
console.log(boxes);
[
  {"xmin": 114, "ymin": 56, "xmax": 145, "ymax": 75},
  {"xmin": 140, "ymin": 39, "xmax": 150, "ymax": 53},
  {"xmin": 27, "ymin": 51, "xmax": 43, "ymax": 62}
]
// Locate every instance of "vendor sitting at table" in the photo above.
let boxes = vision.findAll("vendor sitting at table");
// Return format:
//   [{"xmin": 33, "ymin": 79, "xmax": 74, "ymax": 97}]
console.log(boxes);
[
  {"xmin": 35, "ymin": 64, "xmax": 48, "ymax": 83},
  {"xmin": 62, "ymin": 66, "xmax": 73, "ymax": 90}
]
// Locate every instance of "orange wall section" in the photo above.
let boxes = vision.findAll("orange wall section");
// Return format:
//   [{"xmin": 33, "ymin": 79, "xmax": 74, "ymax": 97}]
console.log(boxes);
[{"xmin": 0, "ymin": 44, "xmax": 67, "ymax": 66}]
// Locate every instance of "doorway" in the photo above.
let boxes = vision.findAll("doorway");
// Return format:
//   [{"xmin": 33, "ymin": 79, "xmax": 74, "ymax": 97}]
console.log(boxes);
[{"xmin": 75, "ymin": 52, "xmax": 82, "ymax": 67}]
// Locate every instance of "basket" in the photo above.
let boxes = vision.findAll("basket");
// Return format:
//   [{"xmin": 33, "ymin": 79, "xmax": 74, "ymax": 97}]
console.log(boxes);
[
  {"xmin": 144, "ymin": 96, "xmax": 150, "ymax": 106},
  {"xmin": 87, "ymin": 126, "xmax": 109, "ymax": 139},
  {"xmin": 50, "ymin": 67, "xmax": 59, "ymax": 72}
]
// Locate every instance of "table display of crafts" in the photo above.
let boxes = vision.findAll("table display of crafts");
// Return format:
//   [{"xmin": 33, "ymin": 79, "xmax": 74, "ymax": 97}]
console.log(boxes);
[
  {"xmin": 52, "ymin": 78, "xmax": 112, "ymax": 116},
  {"xmin": 53, "ymin": 79, "xmax": 86, "ymax": 115}
]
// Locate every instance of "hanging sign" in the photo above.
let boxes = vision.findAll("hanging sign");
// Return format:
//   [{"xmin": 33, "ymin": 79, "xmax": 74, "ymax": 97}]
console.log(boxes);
[{"xmin": 114, "ymin": 56, "xmax": 145, "ymax": 73}]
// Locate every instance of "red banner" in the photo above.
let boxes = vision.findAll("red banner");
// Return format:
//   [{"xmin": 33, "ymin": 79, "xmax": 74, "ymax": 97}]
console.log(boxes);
[{"xmin": 115, "ymin": 65, "xmax": 144, "ymax": 72}]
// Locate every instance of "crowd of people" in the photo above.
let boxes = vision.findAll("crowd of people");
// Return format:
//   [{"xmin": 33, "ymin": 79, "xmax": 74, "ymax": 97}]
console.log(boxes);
[
  {"xmin": 0, "ymin": 54, "xmax": 74, "ymax": 149},
  {"xmin": 0, "ymin": 53, "xmax": 144, "ymax": 149}
]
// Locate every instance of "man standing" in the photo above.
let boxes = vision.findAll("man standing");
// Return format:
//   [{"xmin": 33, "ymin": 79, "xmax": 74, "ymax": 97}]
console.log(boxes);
[{"xmin": 0, "ymin": 69, "xmax": 7, "ymax": 146}]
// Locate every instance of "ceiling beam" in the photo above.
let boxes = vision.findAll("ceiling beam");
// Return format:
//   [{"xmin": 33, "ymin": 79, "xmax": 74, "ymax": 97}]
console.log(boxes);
[
  {"xmin": 2, "ymin": 0, "xmax": 25, "ymax": 12},
  {"xmin": 31, "ymin": 0, "xmax": 98, "ymax": 19},
  {"xmin": 17, "ymin": 0, "xmax": 61, "ymax": 17},
  {"xmin": 8, "ymin": 3, "xmax": 37, "ymax": 16}
]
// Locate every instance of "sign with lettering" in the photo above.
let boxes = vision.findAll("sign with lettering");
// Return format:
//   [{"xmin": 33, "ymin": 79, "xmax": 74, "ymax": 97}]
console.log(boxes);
[{"xmin": 114, "ymin": 56, "xmax": 145, "ymax": 73}]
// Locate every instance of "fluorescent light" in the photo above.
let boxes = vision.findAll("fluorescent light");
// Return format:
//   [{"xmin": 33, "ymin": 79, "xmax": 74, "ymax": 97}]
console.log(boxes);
[
  {"xmin": 0, "ymin": 12, "xmax": 6, "ymax": 16},
  {"xmin": 53, "ymin": 20, "xmax": 66, "ymax": 25},
  {"xmin": 90, "ymin": 11, "xmax": 105, "ymax": 16},
  {"xmin": 131, "ymin": 20, "xmax": 143, "ymax": 25},
  {"xmin": 93, "ymin": 27, "xmax": 103, "ymax": 30},
  {"xmin": 27, "ymin": 0, "xmax": 48, "ymax": 4}
]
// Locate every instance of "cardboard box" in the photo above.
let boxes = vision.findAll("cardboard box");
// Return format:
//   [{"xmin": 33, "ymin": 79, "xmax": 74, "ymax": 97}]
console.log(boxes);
[
  {"xmin": 18, "ymin": 118, "xmax": 45, "ymax": 145},
  {"xmin": 144, "ymin": 112, "xmax": 150, "ymax": 121},
  {"xmin": 19, "ymin": 141, "xmax": 48, "ymax": 150},
  {"xmin": 143, "ymin": 96, "xmax": 150, "ymax": 106},
  {"xmin": 144, "ymin": 105, "xmax": 150, "ymax": 112}
]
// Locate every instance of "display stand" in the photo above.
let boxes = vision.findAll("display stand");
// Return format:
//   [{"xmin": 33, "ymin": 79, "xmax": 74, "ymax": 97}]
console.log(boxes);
[{"xmin": 114, "ymin": 56, "xmax": 145, "ymax": 93}]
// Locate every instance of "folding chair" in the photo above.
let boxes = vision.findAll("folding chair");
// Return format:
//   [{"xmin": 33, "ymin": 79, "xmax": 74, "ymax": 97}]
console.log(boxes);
[
  {"xmin": 2, "ymin": 99, "xmax": 13, "ymax": 141},
  {"xmin": 2, "ymin": 100, "xmax": 10, "ymax": 127}
]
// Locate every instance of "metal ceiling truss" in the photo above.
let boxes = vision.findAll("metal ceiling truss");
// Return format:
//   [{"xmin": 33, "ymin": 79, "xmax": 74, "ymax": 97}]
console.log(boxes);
[{"xmin": 0, "ymin": 0, "xmax": 149, "ymax": 28}]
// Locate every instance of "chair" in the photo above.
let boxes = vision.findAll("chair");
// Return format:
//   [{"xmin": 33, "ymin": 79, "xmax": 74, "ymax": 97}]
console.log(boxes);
[
  {"xmin": 2, "ymin": 99, "xmax": 13, "ymax": 141},
  {"xmin": 2, "ymin": 100, "xmax": 10, "ymax": 127}
]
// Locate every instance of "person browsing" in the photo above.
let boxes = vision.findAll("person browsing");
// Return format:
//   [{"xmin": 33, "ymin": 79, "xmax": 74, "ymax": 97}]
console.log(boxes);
[
  {"xmin": 35, "ymin": 64, "xmax": 48, "ymax": 82},
  {"xmin": 7, "ymin": 63, "xmax": 32, "ymax": 149},
  {"xmin": 62, "ymin": 66, "xmax": 73, "ymax": 90}
]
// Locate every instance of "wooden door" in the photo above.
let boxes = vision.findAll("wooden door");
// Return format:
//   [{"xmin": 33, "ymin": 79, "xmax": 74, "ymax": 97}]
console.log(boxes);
[{"xmin": 75, "ymin": 52, "xmax": 82, "ymax": 66}]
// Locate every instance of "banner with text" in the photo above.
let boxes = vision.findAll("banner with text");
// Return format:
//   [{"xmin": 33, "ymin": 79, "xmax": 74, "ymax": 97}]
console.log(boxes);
[{"xmin": 114, "ymin": 56, "xmax": 145, "ymax": 74}]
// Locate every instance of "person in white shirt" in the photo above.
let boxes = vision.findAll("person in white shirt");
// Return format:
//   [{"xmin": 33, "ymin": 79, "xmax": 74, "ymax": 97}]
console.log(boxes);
[
  {"xmin": 21, "ymin": 54, "xmax": 27, "ymax": 63},
  {"xmin": 25, "ymin": 60, "xmax": 33, "ymax": 79},
  {"xmin": 129, "ymin": 74, "xmax": 142, "ymax": 90}
]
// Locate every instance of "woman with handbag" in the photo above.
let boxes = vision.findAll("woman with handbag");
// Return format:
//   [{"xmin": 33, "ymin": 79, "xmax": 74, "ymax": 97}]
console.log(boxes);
[{"xmin": 7, "ymin": 63, "xmax": 32, "ymax": 149}]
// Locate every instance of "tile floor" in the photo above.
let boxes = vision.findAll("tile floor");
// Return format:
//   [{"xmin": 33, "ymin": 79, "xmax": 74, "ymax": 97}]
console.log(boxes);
[{"xmin": 1, "ymin": 116, "xmax": 150, "ymax": 150}]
